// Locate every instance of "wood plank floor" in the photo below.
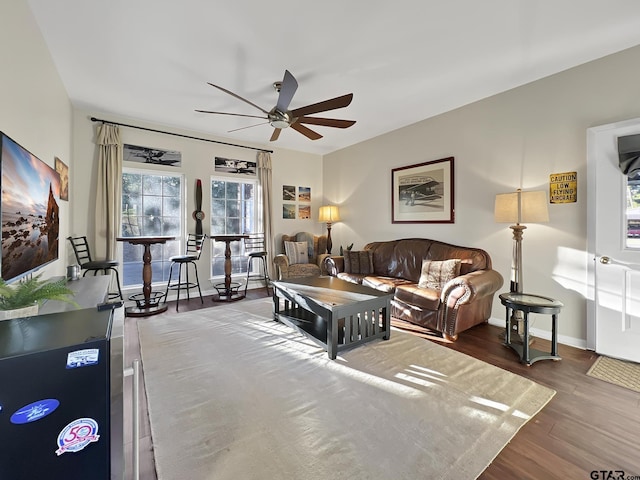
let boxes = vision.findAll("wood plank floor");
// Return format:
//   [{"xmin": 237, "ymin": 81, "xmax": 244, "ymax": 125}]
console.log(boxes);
[{"xmin": 123, "ymin": 289, "xmax": 640, "ymax": 480}]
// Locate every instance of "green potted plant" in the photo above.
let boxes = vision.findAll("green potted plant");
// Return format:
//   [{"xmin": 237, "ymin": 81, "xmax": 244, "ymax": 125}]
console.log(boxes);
[{"xmin": 0, "ymin": 274, "xmax": 78, "ymax": 320}]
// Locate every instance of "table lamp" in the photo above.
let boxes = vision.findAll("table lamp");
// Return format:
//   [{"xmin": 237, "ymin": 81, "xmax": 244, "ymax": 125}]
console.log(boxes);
[{"xmin": 318, "ymin": 205, "xmax": 340, "ymax": 254}]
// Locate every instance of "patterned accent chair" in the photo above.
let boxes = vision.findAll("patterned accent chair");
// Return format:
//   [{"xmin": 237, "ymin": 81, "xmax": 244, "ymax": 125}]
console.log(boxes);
[{"xmin": 273, "ymin": 232, "xmax": 329, "ymax": 280}]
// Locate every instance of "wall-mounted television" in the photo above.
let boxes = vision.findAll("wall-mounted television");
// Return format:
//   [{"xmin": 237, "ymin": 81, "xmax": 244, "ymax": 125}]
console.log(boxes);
[{"xmin": 1, "ymin": 132, "xmax": 61, "ymax": 283}]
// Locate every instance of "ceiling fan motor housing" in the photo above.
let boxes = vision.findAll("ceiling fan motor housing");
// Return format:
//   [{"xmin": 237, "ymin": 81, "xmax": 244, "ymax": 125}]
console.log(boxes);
[{"xmin": 269, "ymin": 108, "xmax": 291, "ymax": 129}]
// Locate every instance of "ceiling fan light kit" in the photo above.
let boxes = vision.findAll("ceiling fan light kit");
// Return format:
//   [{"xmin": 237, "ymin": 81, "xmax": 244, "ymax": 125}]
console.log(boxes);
[{"xmin": 196, "ymin": 70, "xmax": 355, "ymax": 141}]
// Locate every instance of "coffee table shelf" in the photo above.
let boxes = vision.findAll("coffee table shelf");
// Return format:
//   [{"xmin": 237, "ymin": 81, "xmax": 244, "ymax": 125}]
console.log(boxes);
[{"xmin": 276, "ymin": 305, "xmax": 348, "ymax": 346}]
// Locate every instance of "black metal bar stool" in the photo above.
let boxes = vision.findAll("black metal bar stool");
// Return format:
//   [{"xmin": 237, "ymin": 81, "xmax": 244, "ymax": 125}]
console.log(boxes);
[
  {"xmin": 67, "ymin": 236, "xmax": 123, "ymax": 300},
  {"xmin": 243, "ymin": 233, "xmax": 270, "ymax": 295},
  {"xmin": 164, "ymin": 234, "xmax": 207, "ymax": 310}
]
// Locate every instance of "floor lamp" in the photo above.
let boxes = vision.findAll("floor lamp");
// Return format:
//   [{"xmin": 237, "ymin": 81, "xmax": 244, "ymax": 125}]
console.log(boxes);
[
  {"xmin": 318, "ymin": 205, "xmax": 340, "ymax": 254},
  {"xmin": 494, "ymin": 189, "xmax": 549, "ymax": 338}
]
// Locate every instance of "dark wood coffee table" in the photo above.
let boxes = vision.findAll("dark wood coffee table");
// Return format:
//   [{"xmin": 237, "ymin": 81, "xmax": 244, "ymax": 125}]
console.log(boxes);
[{"xmin": 272, "ymin": 276, "xmax": 392, "ymax": 359}]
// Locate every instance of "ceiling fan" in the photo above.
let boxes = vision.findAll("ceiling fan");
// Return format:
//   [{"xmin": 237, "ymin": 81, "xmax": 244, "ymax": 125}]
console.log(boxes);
[{"xmin": 196, "ymin": 70, "xmax": 356, "ymax": 141}]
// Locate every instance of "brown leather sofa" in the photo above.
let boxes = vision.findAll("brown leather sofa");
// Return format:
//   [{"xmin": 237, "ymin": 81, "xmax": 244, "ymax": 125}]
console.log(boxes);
[{"xmin": 324, "ymin": 238, "xmax": 504, "ymax": 341}]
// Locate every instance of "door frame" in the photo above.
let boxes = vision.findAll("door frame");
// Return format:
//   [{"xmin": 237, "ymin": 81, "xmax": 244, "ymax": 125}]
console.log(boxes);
[{"xmin": 586, "ymin": 116, "xmax": 640, "ymax": 351}]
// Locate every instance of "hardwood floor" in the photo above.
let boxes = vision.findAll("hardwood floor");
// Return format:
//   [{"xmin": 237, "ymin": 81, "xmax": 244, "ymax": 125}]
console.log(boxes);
[{"xmin": 123, "ymin": 289, "xmax": 640, "ymax": 479}]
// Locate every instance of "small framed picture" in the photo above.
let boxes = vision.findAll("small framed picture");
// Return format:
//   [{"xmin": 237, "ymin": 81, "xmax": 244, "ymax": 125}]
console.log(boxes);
[
  {"xmin": 283, "ymin": 204, "xmax": 296, "ymax": 219},
  {"xmin": 298, "ymin": 186, "xmax": 311, "ymax": 202},
  {"xmin": 283, "ymin": 185, "xmax": 295, "ymax": 201},
  {"xmin": 298, "ymin": 205, "xmax": 310, "ymax": 219}
]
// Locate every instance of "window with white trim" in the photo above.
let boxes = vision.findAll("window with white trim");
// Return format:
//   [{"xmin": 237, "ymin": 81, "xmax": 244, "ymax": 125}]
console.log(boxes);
[
  {"xmin": 210, "ymin": 177, "xmax": 259, "ymax": 277},
  {"xmin": 121, "ymin": 170, "xmax": 184, "ymax": 287}
]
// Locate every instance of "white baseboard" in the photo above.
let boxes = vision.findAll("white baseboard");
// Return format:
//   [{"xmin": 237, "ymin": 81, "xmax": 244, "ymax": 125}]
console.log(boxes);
[{"xmin": 487, "ymin": 317, "xmax": 587, "ymax": 350}]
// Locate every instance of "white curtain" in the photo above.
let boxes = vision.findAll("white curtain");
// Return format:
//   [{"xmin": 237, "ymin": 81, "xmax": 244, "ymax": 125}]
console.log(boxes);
[
  {"xmin": 257, "ymin": 151, "xmax": 274, "ymax": 279},
  {"xmin": 95, "ymin": 123, "xmax": 122, "ymax": 260}
]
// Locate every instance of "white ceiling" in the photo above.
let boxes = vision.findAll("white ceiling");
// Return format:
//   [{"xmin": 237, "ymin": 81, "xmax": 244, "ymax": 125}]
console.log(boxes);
[{"xmin": 27, "ymin": 0, "xmax": 640, "ymax": 155}]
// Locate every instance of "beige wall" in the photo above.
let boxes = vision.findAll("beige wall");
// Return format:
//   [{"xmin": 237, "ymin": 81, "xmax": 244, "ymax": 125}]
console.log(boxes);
[
  {"xmin": 323, "ymin": 44, "xmax": 640, "ymax": 346},
  {"xmin": 72, "ymin": 110, "xmax": 323, "ymax": 295},
  {"xmin": 1, "ymin": 0, "xmax": 73, "ymax": 279}
]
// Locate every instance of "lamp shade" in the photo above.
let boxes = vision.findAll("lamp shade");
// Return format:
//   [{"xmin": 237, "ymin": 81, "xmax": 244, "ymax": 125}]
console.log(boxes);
[
  {"xmin": 318, "ymin": 205, "xmax": 340, "ymax": 223},
  {"xmin": 494, "ymin": 189, "xmax": 549, "ymax": 224}
]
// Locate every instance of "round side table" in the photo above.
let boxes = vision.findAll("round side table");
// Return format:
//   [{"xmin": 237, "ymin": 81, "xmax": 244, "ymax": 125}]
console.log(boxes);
[{"xmin": 499, "ymin": 292, "xmax": 563, "ymax": 366}]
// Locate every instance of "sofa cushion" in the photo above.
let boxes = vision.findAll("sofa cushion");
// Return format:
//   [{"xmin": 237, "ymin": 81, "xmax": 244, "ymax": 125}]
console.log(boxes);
[
  {"xmin": 418, "ymin": 259, "xmax": 461, "ymax": 290},
  {"xmin": 363, "ymin": 276, "xmax": 413, "ymax": 293},
  {"xmin": 395, "ymin": 284, "xmax": 441, "ymax": 310},
  {"xmin": 344, "ymin": 250, "xmax": 374, "ymax": 275},
  {"xmin": 284, "ymin": 241, "xmax": 308, "ymax": 264}
]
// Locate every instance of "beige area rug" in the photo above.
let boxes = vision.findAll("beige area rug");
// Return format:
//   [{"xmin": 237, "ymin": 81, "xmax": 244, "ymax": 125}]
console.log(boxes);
[
  {"xmin": 138, "ymin": 299, "xmax": 556, "ymax": 480},
  {"xmin": 587, "ymin": 355, "xmax": 640, "ymax": 393}
]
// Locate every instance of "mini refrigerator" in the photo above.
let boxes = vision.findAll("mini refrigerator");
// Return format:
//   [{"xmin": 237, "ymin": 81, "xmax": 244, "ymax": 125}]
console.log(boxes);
[{"xmin": 0, "ymin": 307, "xmax": 123, "ymax": 479}]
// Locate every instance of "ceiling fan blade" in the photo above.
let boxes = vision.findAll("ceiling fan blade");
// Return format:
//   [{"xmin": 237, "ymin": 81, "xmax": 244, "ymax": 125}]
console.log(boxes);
[
  {"xmin": 206, "ymin": 82, "xmax": 270, "ymax": 115},
  {"xmin": 228, "ymin": 121, "xmax": 271, "ymax": 133},
  {"xmin": 195, "ymin": 110, "xmax": 267, "ymax": 120},
  {"xmin": 296, "ymin": 117, "xmax": 356, "ymax": 128},
  {"xmin": 290, "ymin": 122, "xmax": 322, "ymax": 140},
  {"xmin": 270, "ymin": 128, "xmax": 282, "ymax": 142},
  {"xmin": 289, "ymin": 93, "xmax": 353, "ymax": 117},
  {"xmin": 275, "ymin": 70, "xmax": 298, "ymax": 113}
]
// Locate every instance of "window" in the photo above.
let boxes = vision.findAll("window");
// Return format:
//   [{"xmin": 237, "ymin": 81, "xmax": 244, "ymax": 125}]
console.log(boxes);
[
  {"xmin": 627, "ymin": 173, "xmax": 640, "ymax": 248},
  {"xmin": 121, "ymin": 170, "xmax": 184, "ymax": 287},
  {"xmin": 210, "ymin": 177, "xmax": 259, "ymax": 277}
]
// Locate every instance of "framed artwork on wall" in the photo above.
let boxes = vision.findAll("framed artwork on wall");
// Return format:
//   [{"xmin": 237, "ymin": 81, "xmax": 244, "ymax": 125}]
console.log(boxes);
[
  {"xmin": 298, "ymin": 186, "xmax": 311, "ymax": 202},
  {"xmin": 283, "ymin": 185, "xmax": 295, "ymax": 201},
  {"xmin": 391, "ymin": 157, "xmax": 454, "ymax": 224},
  {"xmin": 55, "ymin": 157, "xmax": 69, "ymax": 201},
  {"xmin": 214, "ymin": 156, "xmax": 256, "ymax": 175},
  {"xmin": 298, "ymin": 205, "xmax": 310, "ymax": 219},
  {"xmin": 283, "ymin": 204, "xmax": 296, "ymax": 219},
  {"xmin": 123, "ymin": 144, "xmax": 182, "ymax": 167}
]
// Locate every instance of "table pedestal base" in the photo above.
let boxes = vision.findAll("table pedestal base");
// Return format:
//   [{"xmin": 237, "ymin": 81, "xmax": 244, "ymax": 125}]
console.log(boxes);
[
  {"xmin": 125, "ymin": 291, "xmax": 167, "ymax": 317},
  {"xmin": 125, "ymin": 303, "xmax": 169, "ymax": 317},
  {"xmin": 212, "ymin": 282, "xmax": 245, "ymax": 302}
]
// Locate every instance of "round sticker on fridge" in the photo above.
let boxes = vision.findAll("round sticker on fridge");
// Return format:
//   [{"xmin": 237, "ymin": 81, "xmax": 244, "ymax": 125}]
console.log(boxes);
[
  {"xmin": 55, "ymin": 417, "xmax": 100, "ymax": 456},
  {"xmin": 10, "ymin": 399, "xmax": 60, "ymax": 424}
]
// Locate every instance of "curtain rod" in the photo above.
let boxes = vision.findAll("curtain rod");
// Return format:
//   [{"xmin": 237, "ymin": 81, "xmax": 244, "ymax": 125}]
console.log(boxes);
[{"xmin": 90, "ymin": 117, "xmax": 273, "ymax": 153}]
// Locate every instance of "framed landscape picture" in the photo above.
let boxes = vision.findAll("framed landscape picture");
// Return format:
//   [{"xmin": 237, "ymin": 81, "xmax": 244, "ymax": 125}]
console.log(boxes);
[
  {"xmin": 298, "ymin": 186, "xmax": 311, "ymax": 202},
  {"xmin": 283, "ymin": 204, "xmax": 296, "ymax": 219},
  {"xmin": 298, "ymin": 205, "xmax": 310, "ymax": 219},
  {"xmin": 391, "ymin": 157, "xmax": 454, "ymax": 223}
]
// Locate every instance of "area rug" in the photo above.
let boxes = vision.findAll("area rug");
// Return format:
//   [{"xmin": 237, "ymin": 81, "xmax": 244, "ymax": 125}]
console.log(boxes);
[
  {"xmin": 138, "ymin": 299, "xmax": 556, "ymax": 480},
  {"xmin": 587, "ymin": 355, "xmax": 640, "ymax": 393}
]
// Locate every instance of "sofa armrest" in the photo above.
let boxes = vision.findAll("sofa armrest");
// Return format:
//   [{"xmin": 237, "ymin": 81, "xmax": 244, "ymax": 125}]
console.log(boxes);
[
  {"xmin": 441, "ymin": 269, "xmax": 504, "ymax": 305},
  {"xmin": 324, "ymin": 256, "xmax": 344, "ymax": 276},
  {"xmin": 273, "ymin": 254, "xmax": 290, "ymax": 280},
  {"xmin": 317, "ymin": 253, "xmax": 330, "ymax": 274}
]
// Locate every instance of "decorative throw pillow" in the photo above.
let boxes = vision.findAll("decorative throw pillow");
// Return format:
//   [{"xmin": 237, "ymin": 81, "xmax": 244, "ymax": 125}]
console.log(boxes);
[
  {"xmin": 418, "ymin": 259, "xmax": 462, "ymax": 290},
  {"xmin": 284, "ymin": 241, "xmax": 309, "ymax": 264},
  {"xmin": 344, "ymin": 250, "xmax": 374, "ymax": 275}
]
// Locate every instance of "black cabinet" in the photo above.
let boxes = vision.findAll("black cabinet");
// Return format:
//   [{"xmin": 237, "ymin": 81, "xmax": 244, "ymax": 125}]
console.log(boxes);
[{"xmin": 0, "ymin": 277, "xmax": 123, "ymax": 479}]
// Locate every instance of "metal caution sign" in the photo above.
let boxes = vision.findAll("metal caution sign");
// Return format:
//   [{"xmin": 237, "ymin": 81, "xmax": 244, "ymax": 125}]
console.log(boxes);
[{"xmin": 549, "ymin": 172, "xmax": 577, "ymax": 203}]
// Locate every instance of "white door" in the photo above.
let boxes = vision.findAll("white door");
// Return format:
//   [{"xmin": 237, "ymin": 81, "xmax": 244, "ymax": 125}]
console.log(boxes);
[{"xmin": 588, "ymin": 118, "xmax": 640, "ymax": 363}]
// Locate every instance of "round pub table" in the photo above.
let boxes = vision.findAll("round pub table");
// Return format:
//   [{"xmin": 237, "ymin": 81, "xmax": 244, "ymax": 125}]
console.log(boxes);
[
  {"xmin": 499, "ymin": 292, "xmax": 563, "ymax": 366},
  {"xmin": 210, "ymin": 234, "xmax": 249, "ymax": 301},
  {"xmin": 116, "ymin": 236, "xmax": 175, "ymax": 316}
]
